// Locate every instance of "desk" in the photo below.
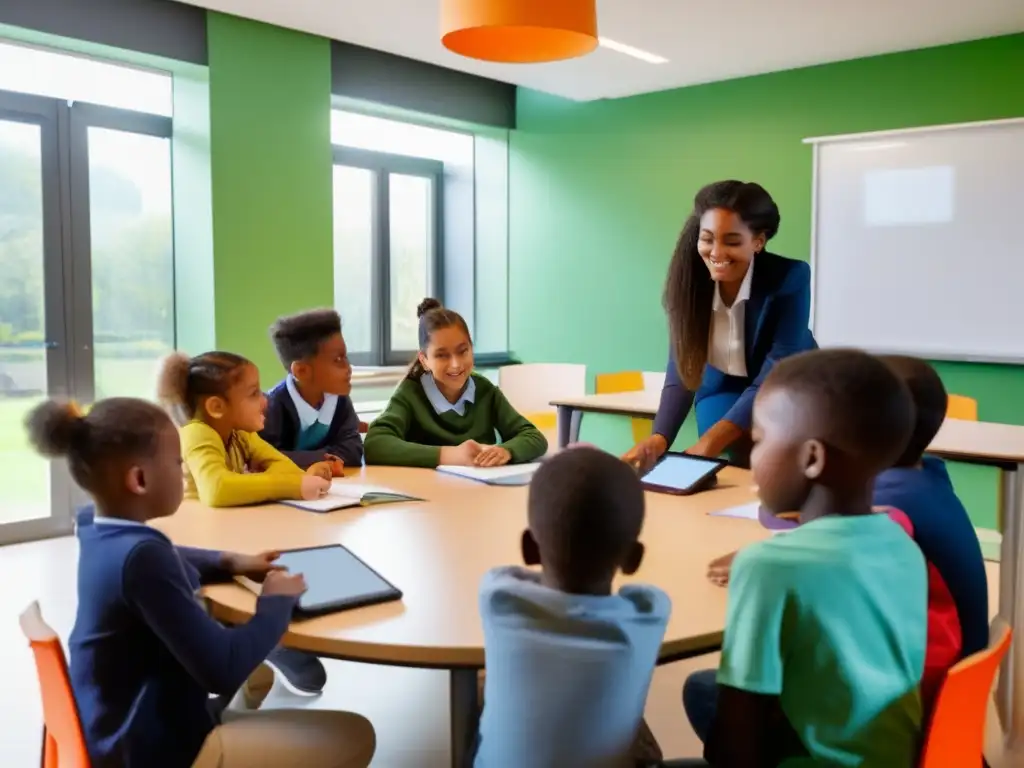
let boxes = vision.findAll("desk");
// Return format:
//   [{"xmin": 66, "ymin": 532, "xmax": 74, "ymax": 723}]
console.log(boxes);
[
  {"xmin": 553, "ymin": 392, "xmax": 1024, "ymax": 753},
  {"xmin": 155, "ymin": 466, "xmax": 764, "ymax": 768},
  {"xmin": 551, "ymin": 391, "xmax": 659, "ymax": 449}
]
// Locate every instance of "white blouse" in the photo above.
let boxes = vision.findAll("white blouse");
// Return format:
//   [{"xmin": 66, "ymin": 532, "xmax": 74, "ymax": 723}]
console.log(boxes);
[{"xmin": 707, "ymin": 262, "xmax": 754, "ymax": 377}]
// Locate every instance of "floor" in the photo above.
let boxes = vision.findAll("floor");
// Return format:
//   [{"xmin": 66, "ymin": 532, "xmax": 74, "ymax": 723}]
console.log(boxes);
[{"xmin": 0, "ymin": 536, "xmax": 1009, "ymax": 767}]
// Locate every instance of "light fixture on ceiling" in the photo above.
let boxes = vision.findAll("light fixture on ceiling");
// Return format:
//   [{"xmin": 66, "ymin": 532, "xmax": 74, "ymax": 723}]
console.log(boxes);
[
  {"xmin": 599, "ymin": 37, "xmax": 669, "ymax": 64},
  {"xmin": 440, "ymin": 0, "xmax": 598, "ymax": 64}
]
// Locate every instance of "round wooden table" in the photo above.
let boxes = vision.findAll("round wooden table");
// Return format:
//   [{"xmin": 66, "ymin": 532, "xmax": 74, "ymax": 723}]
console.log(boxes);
[{"xmin": 155, "ymin": 465, "xmax": 766, "ymax": 767}]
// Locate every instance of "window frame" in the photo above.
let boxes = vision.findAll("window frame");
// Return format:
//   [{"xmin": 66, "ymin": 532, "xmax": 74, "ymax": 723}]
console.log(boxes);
[{"xmin": 332, "ymin": 146, "xmax": 445, "ymax": 367}]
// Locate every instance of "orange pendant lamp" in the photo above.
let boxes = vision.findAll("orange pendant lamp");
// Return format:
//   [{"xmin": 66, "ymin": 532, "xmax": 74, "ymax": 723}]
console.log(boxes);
[{"xmin": 441, "ymin": 0, "xmax": 598, "ymax": 64}]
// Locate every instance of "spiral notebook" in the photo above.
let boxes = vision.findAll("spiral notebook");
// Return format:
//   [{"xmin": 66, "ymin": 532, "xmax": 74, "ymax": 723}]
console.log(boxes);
[{"xmin": 282, "ymin": 482, "xmax": 422, "ymax": 513}]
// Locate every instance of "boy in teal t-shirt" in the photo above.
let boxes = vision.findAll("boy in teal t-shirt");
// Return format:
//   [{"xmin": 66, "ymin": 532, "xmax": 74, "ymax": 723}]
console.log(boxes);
[{"xmin": 694, "ymin": 349, "xmax": 928, "ymax": 767}]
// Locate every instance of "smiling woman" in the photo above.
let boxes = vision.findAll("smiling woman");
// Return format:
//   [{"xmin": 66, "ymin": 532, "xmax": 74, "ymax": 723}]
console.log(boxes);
[{"xmin": 624, "ymin": 181, "xmax": 817, "ymax": 469}]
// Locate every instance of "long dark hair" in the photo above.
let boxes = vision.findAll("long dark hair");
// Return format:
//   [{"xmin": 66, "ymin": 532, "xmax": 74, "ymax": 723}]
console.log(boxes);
[
  {"xmin": 664, "ymin": 180, "xmax": 781, "ymax": 389},
  {"xmin": 406, "ymin": 298, "xmax": 472, "ymax": 381}
]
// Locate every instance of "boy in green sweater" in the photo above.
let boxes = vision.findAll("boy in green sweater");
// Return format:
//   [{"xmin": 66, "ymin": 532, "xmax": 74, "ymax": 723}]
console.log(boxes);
[{"xmin": 364, "ymin": 298, "xmax": 547, "ymax": 468}]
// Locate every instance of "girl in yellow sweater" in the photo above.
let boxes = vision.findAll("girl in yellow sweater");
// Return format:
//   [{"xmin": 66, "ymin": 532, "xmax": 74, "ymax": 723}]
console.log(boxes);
[{"xmin": 157, "ymin": 351, "xmax": 332, "ymax": 508}]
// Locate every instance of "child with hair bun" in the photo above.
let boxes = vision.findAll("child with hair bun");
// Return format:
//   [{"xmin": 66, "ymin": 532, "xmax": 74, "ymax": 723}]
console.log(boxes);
[
  {"xmin": 25, "ymin": 397, "xmax": 375, "ymax": 768},
  {"xmin": 364, "ymin": 298, "xmax": 547, "ymax": 468}
]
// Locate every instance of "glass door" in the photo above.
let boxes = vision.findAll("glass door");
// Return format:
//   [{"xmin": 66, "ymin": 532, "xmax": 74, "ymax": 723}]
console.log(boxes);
[
  {"xmin": 0, "ymin": 92, "xmax": 174, "ymax": 545},
  {"xmin": 0, "ymin": 91, "xmax": 73, "ymax": 542}
]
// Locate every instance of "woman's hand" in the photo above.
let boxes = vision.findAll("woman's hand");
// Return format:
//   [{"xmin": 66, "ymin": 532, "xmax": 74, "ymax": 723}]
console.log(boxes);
[
  {"xmin": 622, "ymin": 434, "xmax": 668, "ymax": 472},
  {"xmin": 474, "ymin": 445, "xmax": 512, "ymax": 468}
]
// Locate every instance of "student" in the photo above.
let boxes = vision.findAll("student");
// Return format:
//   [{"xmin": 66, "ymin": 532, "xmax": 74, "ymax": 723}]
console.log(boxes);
[
  {"xmin": 873, "ymin": 355, "xmax": 989, "ymax": 701},
  {"xmin": 474, "ymin": 446, "xmax": 671, "ymax": 767},
  {"xmin": 156, "ymin": 350, "xmax": 332, "ymax": 506},
  {"xmin": 261, "ymin": 309, "xmax": 363, "ymax": 471},
  {"xmin": 25, "ymin": 398, "xmax": 375, "ymax": 768},
  {"xmin": 364, "ymin": 298, "xmax": 548, "ymax": 468},
  {"xmin": 707, "ymin": 355, "xmax": 988, "ymax": 710},
  {"xmin": 686, "ymin": 349, "xmax": 927, "ymax": 767},
  {"xmin": 156, "ymin": 350, "xmax": 332, "ymax": 696}
]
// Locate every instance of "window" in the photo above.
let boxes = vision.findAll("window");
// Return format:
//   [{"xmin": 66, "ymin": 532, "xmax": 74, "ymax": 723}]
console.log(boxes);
[
  {"xmin": 0, "ymin": 41, "xmax": 173, "ymax": 542},
  {"xmin": 332, "ymin": 111, "xmax": 470, "ymax": 367}
]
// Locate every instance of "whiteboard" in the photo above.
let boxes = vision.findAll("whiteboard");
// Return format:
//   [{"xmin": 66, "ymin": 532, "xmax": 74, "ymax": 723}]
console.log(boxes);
[{"xmin": 808, "ymin": 118, "xmax": 1024, "ymax": 363}]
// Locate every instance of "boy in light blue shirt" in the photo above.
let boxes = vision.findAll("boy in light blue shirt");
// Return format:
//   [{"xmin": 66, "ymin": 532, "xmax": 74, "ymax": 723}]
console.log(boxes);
[{"xmin": 475, "ymin": 447, "xmax": 671, "ymax": 768}]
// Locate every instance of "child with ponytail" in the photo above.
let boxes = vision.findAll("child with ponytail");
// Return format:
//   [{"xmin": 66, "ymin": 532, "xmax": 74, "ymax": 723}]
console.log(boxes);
[
  {"xmin": 364, "ymin": 298, "xmax": 547, "ymax": 468},
  {"xmin": 25, "ymin": 398, "xmax": 375, "ymax": 768},
  {"xmin": 156, "ymin": 351, "xmax": 332, "ymax": 507},
  {"xmin": 155, "ymin": 350, "xmax": 335, "ymax": 695}
]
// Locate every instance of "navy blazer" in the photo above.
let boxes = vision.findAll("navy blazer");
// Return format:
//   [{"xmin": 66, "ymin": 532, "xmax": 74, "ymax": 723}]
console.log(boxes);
[
  {"xmin": 652, "ymin": 252, "xmax": 816, "ymax": 442},
  {"xmin": 259, "ymin": 380, "xmax": 364, "ymax": 469}
]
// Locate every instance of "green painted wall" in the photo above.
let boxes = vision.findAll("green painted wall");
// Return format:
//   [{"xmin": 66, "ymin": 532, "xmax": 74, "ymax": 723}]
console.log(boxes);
[
  {"xmin": 207, "ymin": 12, "xmax": 334, "ymax": 378},
  {"xmin": 508, "ymin": 34, "xmax": 1024, "ymax": 528}
]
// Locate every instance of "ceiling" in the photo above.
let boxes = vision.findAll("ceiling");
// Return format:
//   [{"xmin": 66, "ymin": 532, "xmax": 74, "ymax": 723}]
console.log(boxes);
[{"xmin": 178, "ymin": 0, "xmax": 1024, "ymax": 101}]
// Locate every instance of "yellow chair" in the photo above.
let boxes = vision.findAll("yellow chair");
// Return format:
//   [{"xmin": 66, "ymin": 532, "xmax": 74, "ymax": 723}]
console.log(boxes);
[
  {"xmin": 595, "ymin": 371, "xmax": 652, "ymax": 444},
  {"xmin": 947, "ymin": 394, "xmax": 978, "ymax": 421}
]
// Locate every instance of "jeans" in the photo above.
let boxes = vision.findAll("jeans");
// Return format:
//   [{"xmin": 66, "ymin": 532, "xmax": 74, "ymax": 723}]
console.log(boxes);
[{"xmin": 682, "ymin": 669, "xmax": 720, "ymax": 745}]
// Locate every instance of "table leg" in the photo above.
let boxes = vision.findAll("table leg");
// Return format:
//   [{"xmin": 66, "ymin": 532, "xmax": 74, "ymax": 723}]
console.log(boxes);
[
  {"xmin": 998, "ymin": 464, "xmax": 1024, "ymax": 749},
  {"xmin": 556, "ymin": 405, "xmax": 583, "ymax": 449},
  {"xmin": 450, "ymin": 668, "xmax": 479, "ymax": 768}
]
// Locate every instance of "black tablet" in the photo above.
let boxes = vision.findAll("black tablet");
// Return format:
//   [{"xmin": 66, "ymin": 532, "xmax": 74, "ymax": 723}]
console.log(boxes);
[
  {"xmin": 241, "ymin": 544, "xmax": 402, "ymax": 618},
  {"xmin": 639, "ymin": 452, "xmax": 728, "ymax": 496}
]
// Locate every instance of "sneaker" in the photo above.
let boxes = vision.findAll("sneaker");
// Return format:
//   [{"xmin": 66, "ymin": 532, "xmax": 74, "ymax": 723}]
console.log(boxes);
[{"xmin": 265, "ymin": 647, "xmax": 326, "ymax": 695}]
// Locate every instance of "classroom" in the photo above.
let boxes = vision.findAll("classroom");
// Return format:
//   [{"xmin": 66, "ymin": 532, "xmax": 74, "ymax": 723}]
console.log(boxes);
[{"xmin": 2, "ymin": 0, "xmax": 1024, "ymax": 765}]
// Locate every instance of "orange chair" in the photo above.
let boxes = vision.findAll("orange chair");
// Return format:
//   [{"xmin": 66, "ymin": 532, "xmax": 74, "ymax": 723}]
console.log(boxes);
[
  {"xmin": 947, "ymin": 394, "xmax": 978, "ymax": 421},
  {"xmin": 19, "ymin": 601, "xmax": 90, "ymax": 768},
  {"xmin": 595, "ymin": 371, "xmax": 652, "ymax": 444},
  {"xmin": 919, "ymin": 620, "xmax": 1011, "ymax": 768}
]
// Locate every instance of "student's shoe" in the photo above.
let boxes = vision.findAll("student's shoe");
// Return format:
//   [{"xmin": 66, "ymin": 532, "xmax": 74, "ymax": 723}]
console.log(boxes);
[{"xmin": 265, "ymin": 647, "xmax": 327, "ymax": 695}]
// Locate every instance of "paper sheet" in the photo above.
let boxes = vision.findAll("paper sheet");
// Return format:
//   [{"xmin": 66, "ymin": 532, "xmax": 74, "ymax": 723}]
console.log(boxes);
[
  {"xmin": 437, "ymin": 463, "xmax": 542, "ymax": 484},
  {"xmin": 709, "ymin": 502, "xmax": 761, "ymax": 521}
]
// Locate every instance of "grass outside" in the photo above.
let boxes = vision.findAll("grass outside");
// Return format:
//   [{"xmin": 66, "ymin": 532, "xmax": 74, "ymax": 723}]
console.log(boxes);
[{"xmin": 0, "ymin": 357, "xmax": 159, "ymax": 525}]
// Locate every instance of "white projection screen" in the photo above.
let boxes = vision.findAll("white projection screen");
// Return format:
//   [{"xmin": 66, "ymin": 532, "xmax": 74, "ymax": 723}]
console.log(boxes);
[{"xmin": 808, "ymin": 118, "xmax": 1024, "ymax": 363}]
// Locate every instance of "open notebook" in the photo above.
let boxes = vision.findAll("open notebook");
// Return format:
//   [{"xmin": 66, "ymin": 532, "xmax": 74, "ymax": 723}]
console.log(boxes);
[
  {"xmin": 281, "ymin": 481, "xmax": 422, "ymax": 513},
  {"xmin": 437, "ymin": 463, "xmax": 542, "ymax": 486}
]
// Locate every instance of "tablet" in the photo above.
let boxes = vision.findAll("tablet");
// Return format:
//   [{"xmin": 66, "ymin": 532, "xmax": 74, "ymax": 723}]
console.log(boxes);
[
  {"xmin": 640, "ymin": 452, "xmax": 728, "ymax": 495},
  {"xmin": 241, "ymin": 545, "xmax": 402, "ymax": 618}
]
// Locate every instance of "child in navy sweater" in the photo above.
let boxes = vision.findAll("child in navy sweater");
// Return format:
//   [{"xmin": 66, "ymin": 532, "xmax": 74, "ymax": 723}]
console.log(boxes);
[
  {"xmin": 26, "ymin": 397, "xmax": 375, "ymax": 768},
  {"xmin": 261, "ymin": 309, "xmax": 363, "ymax": 471}
]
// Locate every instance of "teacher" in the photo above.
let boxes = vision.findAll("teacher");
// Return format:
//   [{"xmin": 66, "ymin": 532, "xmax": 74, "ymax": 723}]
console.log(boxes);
[{"xmin": 624, "ymin": 180, "xmax": 816, "ymax": 470}]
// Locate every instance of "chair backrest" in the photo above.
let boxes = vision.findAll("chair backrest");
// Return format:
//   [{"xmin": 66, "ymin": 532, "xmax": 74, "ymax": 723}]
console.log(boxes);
[
  {"xmin": 19, "ymin": 602, "xmax": 91, "ymax": 768},
  {"xmin": 595, "ymin": 371, "xmax": 643, "ymax": 395},
  {"xmin": 947, "ymin": 394, "xmax": 978, "ymax": 421},
  {"xmin": 919, "ymin": 619, "xmax": 1011, "ymax": 768},
  {"xmin": 641, "ymin": 371, "xmax": 666, "ymax": 393},
  {"xmin": 498, "ymin": 363, "xmax": 586, "ymax": 417}
]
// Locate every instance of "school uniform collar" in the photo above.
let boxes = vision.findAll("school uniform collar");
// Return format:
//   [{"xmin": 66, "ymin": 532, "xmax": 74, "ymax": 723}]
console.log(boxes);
[
  {"xmin": 421, "ymin": 373, "xmax": 476, "ymax": 416},
  {"xmin": 712, "ymin": 259, "xmax": 755, "ymax": 312},
  {"xmin": 92, "ymin": 516, "xmax": 146, "ymax": 527},
  {"xmin": 286, "ymin": 375, "xmax": 338, "ymax": 431}
]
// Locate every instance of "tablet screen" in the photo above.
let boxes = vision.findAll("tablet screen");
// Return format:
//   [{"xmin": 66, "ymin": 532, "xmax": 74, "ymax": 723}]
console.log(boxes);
[
  {"xmin": 643, "ymin": 454, "xmax": 721, "ymax": 491},
  {"xmin": 276, "ymin": 546, "xmax": 398, "ymax": 612}
]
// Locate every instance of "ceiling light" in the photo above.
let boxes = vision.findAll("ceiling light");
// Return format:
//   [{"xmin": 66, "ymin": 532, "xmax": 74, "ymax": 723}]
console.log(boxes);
[
  {"xmin": 599, "ymin": 37, "xmax": 668, "ymax": 64},
  {"xmin": 441, "ymin": 0, "xmax": 598, "ymax": 64}
]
